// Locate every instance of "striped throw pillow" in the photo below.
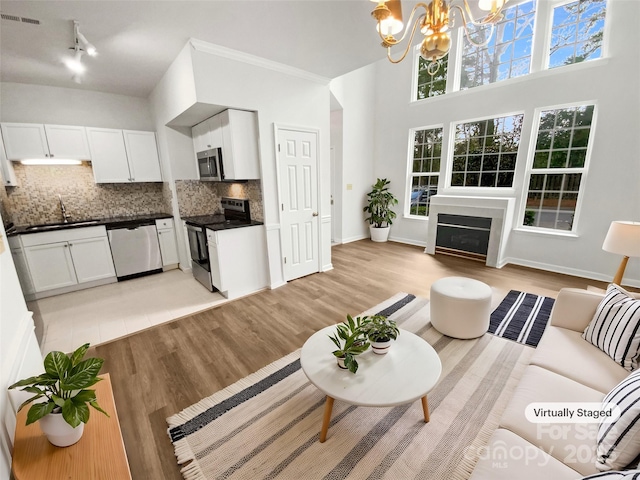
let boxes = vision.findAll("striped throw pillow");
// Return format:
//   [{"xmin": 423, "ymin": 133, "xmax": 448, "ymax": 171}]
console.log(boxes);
[
  {"xmin": 583, "ymin": 284, "xmax": 640, "ymax": 371},
  {"xmin": 582, "ymin": 471, "xmax": 640, "ymax": 479},
  {"xmin": 596, "ymin": 369, "xmax": 640, "ymax": 471}
]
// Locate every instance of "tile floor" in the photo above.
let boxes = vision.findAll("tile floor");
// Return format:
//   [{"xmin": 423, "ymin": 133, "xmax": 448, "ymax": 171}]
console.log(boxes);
[{"xmin": 31, "ymin": 269, "xmax": 227, "ymax": 356}]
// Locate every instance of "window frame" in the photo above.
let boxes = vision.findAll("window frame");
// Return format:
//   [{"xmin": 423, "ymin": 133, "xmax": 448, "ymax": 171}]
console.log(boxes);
[
  {"xmin": 518, "ymin": 101, "xmax": 598, "ymax": 235},
  {"xmin": 405, "ymin": 124, "xmax": 445, "ymax": 219}
]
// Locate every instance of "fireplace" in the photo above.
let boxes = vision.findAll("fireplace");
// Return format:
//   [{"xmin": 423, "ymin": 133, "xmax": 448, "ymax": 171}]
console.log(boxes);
[
  {"xmin": 425, "ymin": 195, "xmax": 515, "ymax": 268},
  {"xmin": 436, "ymin": 214, "xmax": 492, "ymax": 261}
]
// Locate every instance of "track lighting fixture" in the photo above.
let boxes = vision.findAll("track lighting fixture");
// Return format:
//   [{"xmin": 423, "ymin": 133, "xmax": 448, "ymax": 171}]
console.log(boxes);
[{"xmin": 65, "ymin": 20, "xmax": 97, "ymax": 82}]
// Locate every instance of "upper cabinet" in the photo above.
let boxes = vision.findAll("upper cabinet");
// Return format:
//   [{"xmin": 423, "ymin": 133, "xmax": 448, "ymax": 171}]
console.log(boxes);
[
  {"xmin": 87, "ymin": 128, "xmax": 162, "ymax": 183},
  {"xmin": 1, "ymin": 123, "xmax": 91, "ymax": 160},
  {"xmin": 192, "ymin": 109, "xmax": 260, "ymax": 181},
  {"xmin": 0, "ymin": 132, "xmax": 17, "ymax": 186}
]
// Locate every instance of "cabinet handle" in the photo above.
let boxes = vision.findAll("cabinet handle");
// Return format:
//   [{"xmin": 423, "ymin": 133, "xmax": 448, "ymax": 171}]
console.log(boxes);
[
  {"xmin": 50, "ymin": 154, "xmax": 55, "ymax": 158},
  {"xmin": 64, "ymin": 244, "xmax": 68, "ymax": 248}
]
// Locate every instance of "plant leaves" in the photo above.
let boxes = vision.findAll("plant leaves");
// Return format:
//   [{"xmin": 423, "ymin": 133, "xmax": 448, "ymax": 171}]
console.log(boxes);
[
  {"xmin": 62, "ymin": 358, "xmax": 104, "ymax": 390},
  {"xmin": 44, "ymin": 351, "xmax": 72, "ymax": 379},
  {"xmin": 61, "ymin": 399, "xmax": 83, "ymax": 428},
  {"xmin": 17, "ymin": 394, "xmax": 44, "ymax": 413},
  {"xmin": 89, "ymin": 400, "xmax": 109, "ymax": 418},
  {"xmin": 71, "ymin": 389, "xmax": 97, "ymax": 403},
  {"xmin": 26, "ymin": 402, "xmax": 55, "ymax": 425},
  {"xmin": 8, "ymin": 374, "xmax": 56, "ymax": 389},
  {"xmin": 70, "ymin": 343, "xmax": 90, "ymax": 367},
  {"xmin": 52, "ymin": 394, "xmax": 66, "ymax": 408}
]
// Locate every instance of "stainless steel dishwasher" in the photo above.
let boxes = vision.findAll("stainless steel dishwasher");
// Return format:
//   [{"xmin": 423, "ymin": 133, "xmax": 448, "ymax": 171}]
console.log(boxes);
[{"xmin": 107, "ymin": 221, "xmax": 162, "ymax": 280}]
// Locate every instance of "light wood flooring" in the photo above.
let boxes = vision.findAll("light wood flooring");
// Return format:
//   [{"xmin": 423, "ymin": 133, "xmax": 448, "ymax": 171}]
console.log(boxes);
[{"xmin": 93, "ymin": 240, "xmax": 611, "ymax": 479}]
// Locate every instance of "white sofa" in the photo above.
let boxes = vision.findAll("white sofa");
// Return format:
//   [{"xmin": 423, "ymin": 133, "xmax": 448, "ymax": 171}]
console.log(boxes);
[{"xmin": 470, "ymin": 287, "xmax": 635, "ymax": 479}]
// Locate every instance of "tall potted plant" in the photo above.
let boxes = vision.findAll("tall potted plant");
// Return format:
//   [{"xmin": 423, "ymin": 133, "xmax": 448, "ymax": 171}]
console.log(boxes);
[
  {"xmin": 363, "ymin": 178, "xmax": 398, "ymax": 242},
  {"xmin": 8, "ymin": 343, "xmax": 109, "ymax": 447}
]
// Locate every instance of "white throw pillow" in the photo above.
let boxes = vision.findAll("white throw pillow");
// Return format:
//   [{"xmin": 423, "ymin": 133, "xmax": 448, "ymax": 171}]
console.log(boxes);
[
  {"xmin": 597, "ymin": 369, "xmax": 640, "ymax": 471},
  {"xmin": 581, "ymin": 470, "xmax": 640, "ymax": 479},
  {"xmin": 583, "ymin": 284, "xmax": 640, "ymax": 371}
]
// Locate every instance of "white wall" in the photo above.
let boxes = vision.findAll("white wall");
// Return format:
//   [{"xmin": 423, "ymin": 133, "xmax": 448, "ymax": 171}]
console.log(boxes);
[
  {"xmin": 0, "ymin": 83, "xmax": 154, "ymax": 129},
  {"xmin": 330, "ymin": 64, "xmax": 377, "ymax": 244},
  {"xmin": 337, "ymin": 0, "xmax": 640, "ymax": 286}
]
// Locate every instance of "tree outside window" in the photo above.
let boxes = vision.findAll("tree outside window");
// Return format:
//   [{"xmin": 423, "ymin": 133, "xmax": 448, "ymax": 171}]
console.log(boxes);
[
  {"xmin": 451, "ymin": 114, "xmax": 524, "ymax": 188},
  {"xmin": 409, "ymin": 127, "xmax": 443, "ymax": 217},
  {"xmin": 416, "ymin": 54, "xmax": 448, "ymax": 100},
  {"xmin": 524, "ymin": 105, "xmax": 595, "ymax": 231},
  {"xmin": 549, "ymin": 0, "xmax": 606, "ymax": 68}
]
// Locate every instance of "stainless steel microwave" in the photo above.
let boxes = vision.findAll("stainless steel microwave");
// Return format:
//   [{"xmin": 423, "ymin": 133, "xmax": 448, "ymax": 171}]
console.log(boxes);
[{"xmin": 197, "ymin": 148, "xmax": 224, "ymax": 181}]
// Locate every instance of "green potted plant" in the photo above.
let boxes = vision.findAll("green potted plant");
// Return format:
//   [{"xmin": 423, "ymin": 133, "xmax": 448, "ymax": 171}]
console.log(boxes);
[
  {"xmin": 363, "ymin": 178, "xmax": 398, "ymax": 242},
  {"xmin": 8, "ymin": 343, "xmax": 109, "ymax": 447},
  {"xmin": 328, "ymin": 315, "xmax": 371, "ymax": 373},
  {"xmin": 360, "ymin": 315, "xmax": 400, "ymax": 355}
]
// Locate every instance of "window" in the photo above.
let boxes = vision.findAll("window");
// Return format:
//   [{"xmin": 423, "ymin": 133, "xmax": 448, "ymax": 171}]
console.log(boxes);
[
  {"xmin": 549, "ymin": 0, "xmax": 606, "ymax": 68},
  {"xmin": 523, "ymin": 105, "xmax": 595, "ymax": 231},
  {"xmin": 460, "ymin": 1, "xmax": 535, "ymax": 89},
  {"xmin": 416, "ymin": 54, "xmax": 448, "ymax": 100},
  {"xmin": 409, "ymin": 127, "xmax": 442, "ymax": 217},
  {"xmin": 451, "ymin": 114, "xmax": 524, "ymax": 188}
]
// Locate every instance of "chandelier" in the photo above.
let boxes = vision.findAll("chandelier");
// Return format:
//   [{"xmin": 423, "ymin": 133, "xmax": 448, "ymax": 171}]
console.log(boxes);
[{"xmin": 371, "ymin": 0, "xmax": 509, "ymax": 74}]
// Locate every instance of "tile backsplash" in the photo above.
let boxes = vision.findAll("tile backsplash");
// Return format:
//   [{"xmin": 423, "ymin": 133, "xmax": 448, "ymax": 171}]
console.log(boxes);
[
  {"xmin": 176, "ymin": 180, "xmax": 264, "ymax": 222},
  {"xmin": 4, "ymin": 163, "xmax": 172, "ymax": 226}
]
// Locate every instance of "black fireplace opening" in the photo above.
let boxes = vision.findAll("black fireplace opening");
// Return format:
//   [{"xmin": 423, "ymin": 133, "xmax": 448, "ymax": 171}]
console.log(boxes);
[{"xmin": 435, "ymin": 214, "xmax": 492, "ymax": 261}]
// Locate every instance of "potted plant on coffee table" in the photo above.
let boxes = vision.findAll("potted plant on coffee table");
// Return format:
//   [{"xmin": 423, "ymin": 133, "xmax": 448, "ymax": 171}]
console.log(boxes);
[
  {"xmin": 360, "ymin": 315, "xmax": 400, "ymax": 355},
  {"xmin": 8, "ymin": 343, "xmax": 109, "ymax": 447},
  {"xmin": 328, "ymin": 315, "xmax": 371, "ymax": 373},
  {"xmin": 363, "ymin": 178, "xmax": 398, "ymax": 243}
]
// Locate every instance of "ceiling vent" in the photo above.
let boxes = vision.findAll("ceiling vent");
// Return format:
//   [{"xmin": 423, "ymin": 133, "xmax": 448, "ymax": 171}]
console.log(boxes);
[{"xmin": 1, "ymin": 13, "xmax": 40, "ymax": 25}]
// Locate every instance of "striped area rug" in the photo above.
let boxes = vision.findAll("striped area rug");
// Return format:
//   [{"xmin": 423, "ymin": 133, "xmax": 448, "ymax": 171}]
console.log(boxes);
[
  {"xmin": 167, "ymin": 293, "xmax": 533, "ymax": 480},
  {"xmin": 489, "ymin": 290, "xmax": 555, "ymax": 347}
]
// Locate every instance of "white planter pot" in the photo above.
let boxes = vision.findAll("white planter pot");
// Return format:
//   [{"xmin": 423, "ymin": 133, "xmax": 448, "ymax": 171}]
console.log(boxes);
[
  {"xmin": 336, "ymin": 356, "xmax": 347, "ymax": 369},
  {"xmin": 371, "ymin": 340, "xmax": 392, "ymax": 355},
  {"xmin": 39, "ymin": 412, "xmax": 84, "ymax": 447},
  {"xmin": 370, "ymin": 225, "xmax": 390, "ymax": 243}
]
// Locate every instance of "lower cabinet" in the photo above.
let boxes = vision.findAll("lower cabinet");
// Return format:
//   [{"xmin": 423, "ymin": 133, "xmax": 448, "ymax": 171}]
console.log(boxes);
[
  {"xmin": 19, "ymin": 226, "xmax": 116, "ymax": 296},
  {"xmin": 155, "ymin": 219, "xmax": 179, "ymax": 267},
  {"xmin": 206, "ymin": 225, "xmax": 269, "ymax": 299}
]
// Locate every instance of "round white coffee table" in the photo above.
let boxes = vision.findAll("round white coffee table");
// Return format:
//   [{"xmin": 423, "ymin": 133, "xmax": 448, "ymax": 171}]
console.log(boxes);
[{"xmin": 300, "ymin": 326, "xmax": 442, "ymax": 442}]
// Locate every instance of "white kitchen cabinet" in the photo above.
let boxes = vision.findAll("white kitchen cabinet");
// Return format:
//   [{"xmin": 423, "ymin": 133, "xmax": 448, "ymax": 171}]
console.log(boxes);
[
  {"xmin": 155, "ymin": 218, "xmax": 179, "ymax": 267},
  {"xmin": 87, "ymin": 128, "xmax": 162, "ymax": 183},
  {"xmin": 220, "ymin": 109, "xmax": 260, "ymax": 180},
  {"xmin": 206, "ymin": 225, "xmax": 268, "ymax": 299},
  {"xmin": 122, "ymin": 130, "xmax": 162, "ymax": 182},
  {"xmin": 10, "ymin": 242, "xmax": 35, "ymax": 297},
  {"xmin": 0, "ymin": 123, "xmax": 90, "ymax": 160},
  {"xmin": 192, "ymin": 120, "xmax": 212, "ymax": 153},
  {"xmin": 0, "ymin": 132, "xmax": 17, "ymax": 186},
  {"xmin": 19, "ymin": 226, "xmax": 117, "ymax": 295}
]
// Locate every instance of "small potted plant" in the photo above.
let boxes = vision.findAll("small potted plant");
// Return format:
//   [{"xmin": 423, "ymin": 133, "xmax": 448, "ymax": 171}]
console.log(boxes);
[
  {"xmin": 8, "ymin": 343, "xmax": 109, "ymax": 447},
  {"xmin": 328, "ymin": 315, "xmax": 371, "ymax": 373},
  {"xmin": 363, "ymin": 178, "xmax": 398, "ymax": 243},
  {"xmin": 360, "ymin": 315, "xmax": 400, "ymax": 355}
]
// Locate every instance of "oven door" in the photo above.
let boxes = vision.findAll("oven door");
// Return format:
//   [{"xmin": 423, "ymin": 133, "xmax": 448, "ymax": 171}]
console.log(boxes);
[
  {"xmin": 186, "ymin": 224, "xmax": 210, "ymax": 271},
  {"xmin": 197, "ymin": 149, "xmax": 221, "ymax": 181}
]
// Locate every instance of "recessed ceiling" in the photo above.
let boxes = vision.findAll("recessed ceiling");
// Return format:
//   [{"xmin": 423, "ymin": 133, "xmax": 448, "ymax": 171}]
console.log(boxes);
[{"xmin": 0, "ymin": 0, "xmax": 406, "ymax": 98}]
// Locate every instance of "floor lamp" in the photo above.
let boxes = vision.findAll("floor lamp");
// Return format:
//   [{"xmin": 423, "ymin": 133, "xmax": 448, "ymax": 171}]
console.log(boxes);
[{"xmin": 602, "ymin": 221, "xmax": 640, "ymax": 285}]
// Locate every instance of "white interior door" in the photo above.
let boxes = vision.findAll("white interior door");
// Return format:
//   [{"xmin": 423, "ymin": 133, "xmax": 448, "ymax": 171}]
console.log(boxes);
[{"xmin": 278, "ymin": 128, "xmax": 319, "ymax": 281}]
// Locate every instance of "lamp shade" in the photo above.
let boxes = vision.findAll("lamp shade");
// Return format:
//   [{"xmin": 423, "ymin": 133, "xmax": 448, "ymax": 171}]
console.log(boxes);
[
  {"xmin": 602, "ymin": 221, "xmax": 640, "ymax": 257},
  {"xmin": 377, "ymin": 0, "xmax": 403, "ymax": 35}
]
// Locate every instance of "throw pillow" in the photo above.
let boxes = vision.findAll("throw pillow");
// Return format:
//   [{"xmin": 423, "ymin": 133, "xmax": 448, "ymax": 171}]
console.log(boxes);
[
  {"xmin": 597, "ymin": 369, "xmax": 640, "ymax": 471},
  {"xmin": 581, "ymin": 470, "xmax": 640, "ymax": 479},
  {"xmin": 583, "ymin": 284, "xmax": 640, "ymax": 371}
]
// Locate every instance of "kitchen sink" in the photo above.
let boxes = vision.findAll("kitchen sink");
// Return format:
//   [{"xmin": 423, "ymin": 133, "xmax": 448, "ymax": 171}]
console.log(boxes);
[{"xmin": 26, "ymin": 220, "xmax": 100, "ymax": 231}]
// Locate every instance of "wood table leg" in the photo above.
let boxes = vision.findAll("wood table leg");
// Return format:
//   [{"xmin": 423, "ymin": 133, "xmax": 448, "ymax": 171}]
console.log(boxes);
[
  {"xmin": 421, "ymin": 396, "xmax": 430, "ymax": 423},
  {"xmin": 319, "ymin": 396, "xmax": 335, "ymax": 443}
]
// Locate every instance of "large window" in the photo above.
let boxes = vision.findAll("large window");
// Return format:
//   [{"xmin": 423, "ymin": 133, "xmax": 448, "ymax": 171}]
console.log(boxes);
[
  {"xmin": 460, "ymin": 1, "xmax": 535, "ymax": 89},
  {"xmin": 451, "ymin": 114, "xmax": 524, "ymax": 188},
  {"xmin": 549, "ymin": 0, "xmax": 606, "ymax": 68},
  {"xmin": 523, "ymin": 105, "xmax": 595, "ymax": 231},
  {"xmin": 416, "ymin": 54, "xmax": 448, "ymax": 100},
  {"xmin": 409, "ymin": 127, "xmax": 443, "ymax": 217}
]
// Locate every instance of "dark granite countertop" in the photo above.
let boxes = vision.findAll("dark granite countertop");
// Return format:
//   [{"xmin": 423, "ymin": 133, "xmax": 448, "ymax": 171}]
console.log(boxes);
[
  {"xmin": 182, "ymin": 214, "xmax": 263, "ymax": 231},
  {"xmin": 8, "ymin": 213, "xmax": 173, "ymax": 236}
]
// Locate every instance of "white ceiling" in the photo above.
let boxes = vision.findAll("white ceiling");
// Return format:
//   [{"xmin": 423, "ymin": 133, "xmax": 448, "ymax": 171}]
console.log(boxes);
[{"xmin": 0, "ymin": 0, "xmax": 402, "ymax": 98}]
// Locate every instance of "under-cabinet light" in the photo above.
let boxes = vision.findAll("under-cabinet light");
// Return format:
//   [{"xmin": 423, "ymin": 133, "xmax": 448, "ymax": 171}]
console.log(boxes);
[{"xmin": 20, "ymin": 159, "xmax": 82, "ymax": 166}]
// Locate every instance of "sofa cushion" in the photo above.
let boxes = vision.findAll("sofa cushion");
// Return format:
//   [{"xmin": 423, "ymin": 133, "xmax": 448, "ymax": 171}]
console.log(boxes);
[
  {"xmin": 581, "ymin": 470, "xmax": 640, "ymax": 479},
  {"xmin": 583, "ymin": 284, "xmax": 640, "ymax": 372},
  {"xmin": 468, "ymin": 428, "xmax": 580, "ymax": 480},
  {"xmin": 597, "ymin": 369, "xmax": 640, "ymax": 471},
  {"xmin": 531, "ymin": 325, "xmax": 629, "ymax": 394},
  {"xmin": 500, "ymin": 365, "xmax": 604, "ymax": 476}
]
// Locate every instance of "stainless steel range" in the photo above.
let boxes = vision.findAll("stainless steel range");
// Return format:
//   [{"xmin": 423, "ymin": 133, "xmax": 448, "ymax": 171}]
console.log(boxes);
[{"xmin": 184, "ymin": 197, "xmax": 252, "ymax": 291}]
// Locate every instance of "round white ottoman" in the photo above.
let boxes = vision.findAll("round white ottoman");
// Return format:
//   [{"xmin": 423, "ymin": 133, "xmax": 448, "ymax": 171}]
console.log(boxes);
[{"xmin": 430, "ymin": 276, "xmax": 492, "ymax": 339}]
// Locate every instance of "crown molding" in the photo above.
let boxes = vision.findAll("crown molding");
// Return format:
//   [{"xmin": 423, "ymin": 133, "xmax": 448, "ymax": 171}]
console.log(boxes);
[{"xmin": 189, "ymin": 38, "xmax": 330, "ymax": 86}]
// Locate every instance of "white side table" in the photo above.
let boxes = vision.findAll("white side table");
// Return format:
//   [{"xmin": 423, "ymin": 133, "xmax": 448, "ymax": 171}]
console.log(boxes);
[{"xmin": 300, "ymin": 326, "xmax": 442, "ymax": 442}]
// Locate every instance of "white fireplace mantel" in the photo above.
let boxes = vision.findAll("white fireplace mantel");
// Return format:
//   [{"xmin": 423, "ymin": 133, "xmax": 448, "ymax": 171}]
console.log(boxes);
[{"xmin": 425, "ymin": 195, "xmax": 516, "ymax": 267}]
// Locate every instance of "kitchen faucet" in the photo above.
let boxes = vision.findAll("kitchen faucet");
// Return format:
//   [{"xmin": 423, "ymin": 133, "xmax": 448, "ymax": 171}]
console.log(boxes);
[{"xmin": 58, "ymin": 194, "xmax": 72, "ymax": 223}]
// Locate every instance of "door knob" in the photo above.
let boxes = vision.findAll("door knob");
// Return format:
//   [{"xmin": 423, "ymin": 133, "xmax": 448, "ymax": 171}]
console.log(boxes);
[{"xmin": 312, "ymin": 212, "xmax": 318, "ymax": 217}]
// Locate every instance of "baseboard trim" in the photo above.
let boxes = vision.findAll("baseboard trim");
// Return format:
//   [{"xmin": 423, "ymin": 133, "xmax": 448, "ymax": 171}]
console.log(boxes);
[
  {"xmin": 389, "ymin": 236, "xmax": 428, "ymax": 248},
  {"xmin": 341, "ymin": 235, "xmax": 368, "ymax": 244}
]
